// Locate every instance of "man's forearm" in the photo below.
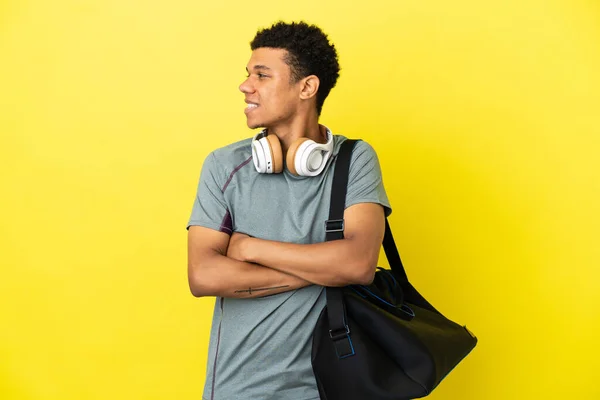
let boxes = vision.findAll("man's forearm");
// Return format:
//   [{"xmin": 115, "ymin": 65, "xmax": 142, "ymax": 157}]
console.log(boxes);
[
  {"xmin": 188, "ymin": 251, "xmax": 312, "ymax": 299},
  {"xmin": 242, "ymin": 237, "xmax": 377, "ymax": 287}
]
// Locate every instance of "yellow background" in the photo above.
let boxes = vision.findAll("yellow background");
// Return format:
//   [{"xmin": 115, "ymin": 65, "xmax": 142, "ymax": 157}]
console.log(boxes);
[{"xmin": 2, "ymin": 0, "xmax": 599, "ymax": 399}]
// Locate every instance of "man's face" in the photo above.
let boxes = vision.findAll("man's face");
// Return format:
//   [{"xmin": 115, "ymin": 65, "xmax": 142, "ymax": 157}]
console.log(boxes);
[{"xmin": 239, "ymin": 47, "xmax": 302, "ymax": 129}]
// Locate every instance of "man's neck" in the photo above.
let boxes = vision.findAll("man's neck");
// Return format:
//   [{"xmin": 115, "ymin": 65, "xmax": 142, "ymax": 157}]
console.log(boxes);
[{"xmin": 267, "ymin": 114, "xmax": 326, "ymax": 155}]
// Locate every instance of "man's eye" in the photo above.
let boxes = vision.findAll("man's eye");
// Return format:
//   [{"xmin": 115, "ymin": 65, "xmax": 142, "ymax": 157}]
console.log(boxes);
[{"xmin": 245, "ymin": 73, "xmax": 267, "ymax": 79}]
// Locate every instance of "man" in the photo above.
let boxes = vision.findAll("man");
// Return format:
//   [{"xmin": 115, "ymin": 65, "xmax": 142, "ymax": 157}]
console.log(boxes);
[{"xmin": 187, "ymin": 21, "xmax": 391, "ymax": 400}]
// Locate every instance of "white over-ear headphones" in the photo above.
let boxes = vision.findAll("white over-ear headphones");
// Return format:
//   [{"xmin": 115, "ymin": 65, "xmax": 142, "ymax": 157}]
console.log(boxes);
[{"xmin": 251, "ymin": 127, "xmax": 334, "ymax": 177}]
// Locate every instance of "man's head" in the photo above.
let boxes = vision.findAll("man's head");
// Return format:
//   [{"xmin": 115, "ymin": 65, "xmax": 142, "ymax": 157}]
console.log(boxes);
[{"xmin": 239, "ymin": 21, "xmax": 340, "ymax": 129}]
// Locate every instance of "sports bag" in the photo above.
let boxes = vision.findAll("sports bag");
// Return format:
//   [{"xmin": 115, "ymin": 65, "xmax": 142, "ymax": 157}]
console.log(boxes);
[{"xmin": 311, "ymin": 139, "xmax": 477, "ymax": 400}]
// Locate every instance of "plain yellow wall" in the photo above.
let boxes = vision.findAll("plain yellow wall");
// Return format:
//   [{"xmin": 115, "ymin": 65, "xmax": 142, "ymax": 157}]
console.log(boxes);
[{"xmin": 1, "ymin": 0, "xmax": 599, "ymax": 399}]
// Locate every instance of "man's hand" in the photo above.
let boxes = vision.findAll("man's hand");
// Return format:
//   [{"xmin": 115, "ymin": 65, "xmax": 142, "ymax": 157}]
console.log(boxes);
[{"xmin": 227, "ymin": 232, "xmax": 251, "ymax": 262}]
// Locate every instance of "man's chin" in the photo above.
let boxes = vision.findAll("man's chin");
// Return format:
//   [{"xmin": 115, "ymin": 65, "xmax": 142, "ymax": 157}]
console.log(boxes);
[{"xmin": 246, "ymin": 119, "xmax": 265, "ymax": 130}]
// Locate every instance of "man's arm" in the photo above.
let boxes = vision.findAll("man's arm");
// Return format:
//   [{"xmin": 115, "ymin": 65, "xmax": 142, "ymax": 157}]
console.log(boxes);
[
  {"xmin": 187, "ymin": 226, "xmax": 312, "ymax": 298},
  {"xmin": 228, "ymin": 202, "xmax": 386, "ymax": 287}
]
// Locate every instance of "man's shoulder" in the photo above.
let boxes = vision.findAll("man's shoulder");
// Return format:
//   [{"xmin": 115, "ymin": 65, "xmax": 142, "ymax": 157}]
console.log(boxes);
[
  {"xmin": 332, "ymin": 134, "xmax": 377, "ymax": 158},
  {"xmin": 209, "ymin": 136, "xmax": 254, "ymax": 169}
]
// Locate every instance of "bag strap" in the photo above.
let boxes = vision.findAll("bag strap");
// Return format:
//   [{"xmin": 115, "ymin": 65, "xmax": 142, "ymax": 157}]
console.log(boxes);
[
  {"xmin": 327, "ymin": 140, "xmax": 408, "ymax": 276},
  {"xmin": 324, "ymin": 138, "xmax": 413, "ymax": 358},
  {"xmin": 325, "ymin": 139, "xmax": 355, "ymax": 242},
  {"xmin": 382, "ymin": 219, "xmax": 408, "ymax": 282},
  {"xmin": 324, "ymin": 138, "xmax": 357, "ymax": 359}
]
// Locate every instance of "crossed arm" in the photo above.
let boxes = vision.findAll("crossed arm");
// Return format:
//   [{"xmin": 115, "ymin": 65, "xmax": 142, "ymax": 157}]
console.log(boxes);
[{"xmin": 187, "ymin": 202, "xmax": 385, "ymax": 299}]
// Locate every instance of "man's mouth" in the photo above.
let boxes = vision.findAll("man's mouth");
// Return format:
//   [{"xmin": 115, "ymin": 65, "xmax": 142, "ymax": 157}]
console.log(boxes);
[{"xmin": 245, "ymin": 103, "xmax": 259, "ymax": 114}]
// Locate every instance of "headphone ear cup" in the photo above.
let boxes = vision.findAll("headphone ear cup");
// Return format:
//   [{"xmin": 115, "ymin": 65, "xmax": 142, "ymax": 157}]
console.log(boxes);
[
  {"xmin": 266, "ymin": 134, "xmax": 283, "ymax": 173},
  {"xmin": 286, "ymin": 137, "xmax": 310, "ymax": 175},
  {"xmin": 251, "ymin": 136, "xmax": 267, "ymax": 173}
]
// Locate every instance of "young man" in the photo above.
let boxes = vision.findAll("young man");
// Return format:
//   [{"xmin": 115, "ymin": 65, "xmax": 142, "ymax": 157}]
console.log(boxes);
[{"xmin": 187, "ymin": 21, "xmax": 391, "ymax": 400}]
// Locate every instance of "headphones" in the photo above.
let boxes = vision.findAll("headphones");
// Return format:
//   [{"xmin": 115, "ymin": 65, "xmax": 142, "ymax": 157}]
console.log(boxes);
[{"xmin": 251, "ymin": 127, "xmax": 334, "ymax": 177}]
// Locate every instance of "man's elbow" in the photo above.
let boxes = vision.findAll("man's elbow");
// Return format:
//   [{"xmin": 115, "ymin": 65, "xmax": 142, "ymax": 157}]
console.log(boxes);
[
  {"xmin": 349, "ymin": 256, "xmax": 377, "ymax": 286},
  {"xmin": 354, "ymin": 263, "xmax": 376, "ymax": 285},
  {"xmin": 188, "ymin": 262, "xmax": 215, "ymax": 297},
  {"xmin": 189, "ymin": 280, "xmax": 207, "ymax": 297},
  {"xmin": 188, "ymin": 277, "xmax": 208, "ymax": 298}
]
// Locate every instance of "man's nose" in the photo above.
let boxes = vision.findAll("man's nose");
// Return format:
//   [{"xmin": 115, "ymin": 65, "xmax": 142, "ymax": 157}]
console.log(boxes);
[{"xmin": 239, "ymin": 77, "xmax": 253, "ymax": 94}]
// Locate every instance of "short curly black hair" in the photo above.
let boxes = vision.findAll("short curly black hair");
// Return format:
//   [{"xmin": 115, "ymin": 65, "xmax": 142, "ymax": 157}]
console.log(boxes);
[{"xmin": 250, "ymin": 21, "xmax": 341, "ymax": 115}]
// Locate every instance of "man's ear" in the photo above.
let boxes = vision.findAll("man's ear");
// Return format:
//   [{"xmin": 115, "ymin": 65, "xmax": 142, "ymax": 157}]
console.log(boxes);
[{"xmin": 299, "ymin": 75, "xmax": 320, "ymax": 100}]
